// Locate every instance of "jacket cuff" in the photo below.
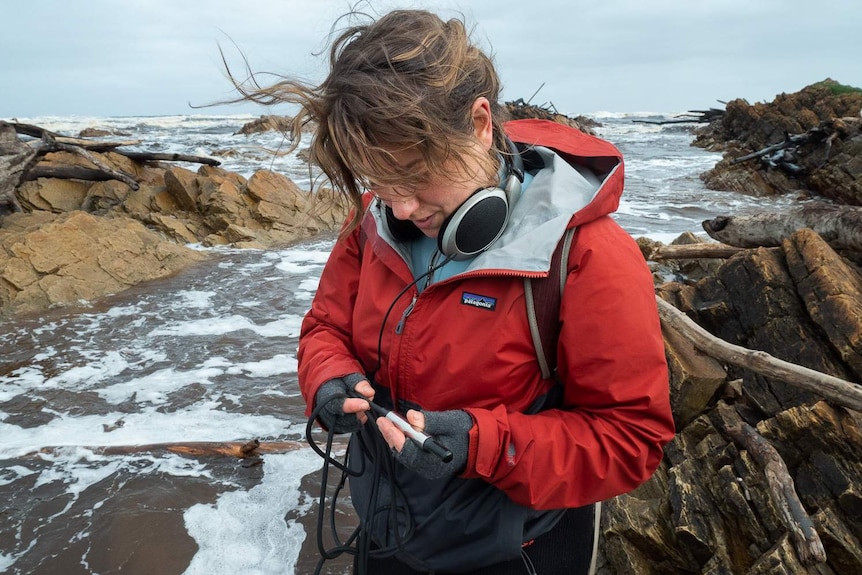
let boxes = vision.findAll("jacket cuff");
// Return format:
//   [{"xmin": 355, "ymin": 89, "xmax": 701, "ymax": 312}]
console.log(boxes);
[{"xmin": 460, "ymin": 406, "xmax": 507, "ymax": 479}]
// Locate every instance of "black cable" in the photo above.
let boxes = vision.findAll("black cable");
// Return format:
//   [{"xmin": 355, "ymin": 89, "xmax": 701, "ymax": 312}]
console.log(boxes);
[
  {"xmin": 306, "ymin": 396, "xmax": 415, "ymax": 575},
  {"xmin": 306, "ymin": 252, "xmax": 455, "ymax": 574},
  {"xmin": 367, "ymin": 252, "xmax": 454, "ymax": 383}
]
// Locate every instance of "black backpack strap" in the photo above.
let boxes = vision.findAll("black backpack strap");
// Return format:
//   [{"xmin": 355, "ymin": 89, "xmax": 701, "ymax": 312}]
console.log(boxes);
[{"xmin": 524, "ymin": 227, "xmax": 575, "ymax": 380}]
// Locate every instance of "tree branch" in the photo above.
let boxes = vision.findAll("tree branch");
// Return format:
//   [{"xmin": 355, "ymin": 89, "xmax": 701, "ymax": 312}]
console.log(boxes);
[
  {"xmin": 656, "ymin": 297, "xmax": 862, "ymax": 410},
  {"xmin": 646, "ymin": 243, "xmax": 745, "ymax": 260},
  {"xmin": 718, "ymin": 403, "xmax": 827, "ymax": 565},
  {"xmin": 115, "ymin": 150, "xmax": 221, "ymax": 166},
  {"xmin": 31, "ymin": 439, "xmax": 303, "ymax": 459}
]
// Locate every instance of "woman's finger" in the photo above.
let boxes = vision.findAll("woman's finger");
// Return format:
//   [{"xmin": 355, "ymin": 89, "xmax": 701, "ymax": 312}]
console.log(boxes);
[{"xmin": 376, "ymin": 417, "xmax": 407, "ymax": 451}]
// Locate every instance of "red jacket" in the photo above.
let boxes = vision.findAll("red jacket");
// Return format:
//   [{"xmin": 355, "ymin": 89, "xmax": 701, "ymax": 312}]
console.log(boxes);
[{"xmin": 298, "ymin": 119, "xmax": 674, "ymax": 510}]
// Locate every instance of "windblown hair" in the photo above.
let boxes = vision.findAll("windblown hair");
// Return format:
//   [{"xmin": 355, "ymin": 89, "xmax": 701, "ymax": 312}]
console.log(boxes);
[{"xmin": 226, "ymin": 9, "xmax": 508, "ymax": 233}]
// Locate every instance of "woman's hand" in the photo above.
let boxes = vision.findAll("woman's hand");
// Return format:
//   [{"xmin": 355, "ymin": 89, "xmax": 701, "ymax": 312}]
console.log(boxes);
[
  {"xmin": 314, "ymin": 375, "xmax": 375, "ymax": 433},
  {"xmin": 376, "ymin": 409, "xmax": 425, "ymax": 451},
  {"xmin": 377, "ymin": 409, "xmax": 472, "ymax": 479}
]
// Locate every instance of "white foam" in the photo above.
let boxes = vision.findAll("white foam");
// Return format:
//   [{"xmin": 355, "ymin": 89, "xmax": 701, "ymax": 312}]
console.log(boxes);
[
  {"xmin": 182, "ymin": 449, "xmax": 322, "ymax": 575},
  {"xmin": 178, "ymin": 290, "xmax": 218, "ymax": 308},
  {"xmin": 148, "ymin": 314, "xmax": 303, "ymax": 338},
  {"xmin": 43, "ymin": 350, "xmax": 132, "ymax": 390},
  {"xmin": 226, "ymin": 354, "xmax": 298, "ymax": 378},
  {"xmin": 274, "ymin": 247, "xmax": 332, "ymax": 267},
  {"xmin": 105, "ymin": 304, "xmax": 142, "ymax": 317},
  {"xmin": 0, "ymin": 553, "xmax": 15, "ymax": 572},
  {"xmin": 0, "ymin": 366, "xmax": 46, "ymax": 402},
  {"xmin": 0, "ymin": 465, "xmax": 37, "ymax": 487},
  {"xmin": 0, "ymin": 406, "xmax": 295, "ymax": 460},
  {"xmin": 96, "ymin": 363, "xmax": 225, "ymax": 404}
]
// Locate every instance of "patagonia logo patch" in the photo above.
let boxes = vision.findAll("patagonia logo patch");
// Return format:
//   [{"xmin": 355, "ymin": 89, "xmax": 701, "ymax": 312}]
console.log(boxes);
[{"xmin": 461, "ymin": 292, "xmax": 497, "ymax": 311}]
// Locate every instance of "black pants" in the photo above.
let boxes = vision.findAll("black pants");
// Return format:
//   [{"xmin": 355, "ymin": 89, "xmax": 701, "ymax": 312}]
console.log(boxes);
[{"xmin": 353, "ymin": 504, "xmax": 597, "ymax": 575}]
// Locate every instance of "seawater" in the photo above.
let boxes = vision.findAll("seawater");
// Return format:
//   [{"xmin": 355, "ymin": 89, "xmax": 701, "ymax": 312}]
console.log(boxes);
[{"xmin": 0, "ymin": 113, "xmax": 795, "ymax": 575}]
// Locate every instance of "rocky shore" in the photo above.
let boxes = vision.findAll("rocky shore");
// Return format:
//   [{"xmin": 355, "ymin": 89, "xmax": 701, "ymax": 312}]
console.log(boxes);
[
  {"xmin": 2, "ymin": 82, "xmax": 862, "ymax": 574},
  {"xmin": 0, "ymin": 124, "xmax": 349, "ymax": 316},
  {"xmin": 600, "ymin": 81, "xmax": 862, "ymax": 574},
  {"xmin": 694, "ymin": 78, "xmax": 862, "ymax": 206}
]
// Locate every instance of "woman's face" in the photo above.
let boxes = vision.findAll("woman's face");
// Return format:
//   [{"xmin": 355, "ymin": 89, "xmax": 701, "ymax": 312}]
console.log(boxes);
[
  {"xmin": 373, "ymin": 146, "xmax": 490, "ymax": 238},
  {"xmin": 370, "ymin": 98, "xmax": 495, "ymax": 239}
]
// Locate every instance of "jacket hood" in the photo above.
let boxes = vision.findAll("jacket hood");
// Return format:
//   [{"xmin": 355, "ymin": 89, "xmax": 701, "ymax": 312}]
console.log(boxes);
[
  {"xmin": 471, "ymin": 120, "xmax": 624, "ymax": 274},
  {"xmin": 504, "ymin": 119, "xmax": 624, "ymax": 229}
]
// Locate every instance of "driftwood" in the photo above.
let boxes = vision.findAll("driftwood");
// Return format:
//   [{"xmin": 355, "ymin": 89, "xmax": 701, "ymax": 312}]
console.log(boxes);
[
  {"xmin": 656, "ymin": 297, "xmax": 862, "ymax": 411},
  {"xmin": 6, "ymin": 122, "xmax": 141, "ymax": 150},
  {"xmin": 727, "ymin": 120, "xmax": 852, "ymax": 174},
  {"xmin": 46, "ymin": 140, "xmax": 140, "ymax": 190},
  {"xmin": 23, "ymin": 165, "xmax": 122, "ymax": 182},
  {"xmin": 632, "ymin": 107, "xmax": 725, "ymax": 125},
  {"xmin": 34, "ymin": 439, "xmax": 303, "ymax": 459},
  {"xmin": 717, "ymin": 402, "xmax": 827, "ymax": 565},
  {"xmin": 703, "ymin": 203, "xmax": 862, "ymax": 253},
  {"xmin": 646, "ymin": 242, "xmax": 745, "ymax": 260},
  {"xmin": 116, "ymin": 150, "xmax": 221, "ymax": 166},
  {"xmin": 729, "ymin": 132, "xmax": 819, "ymax": 165},
  {"xmin": 0, "ymin": 121, "xmax": 220, "ymax": 204},
  {"xmin": 0, "ymin": 124, "xmax": 37, "ymax": 212}
]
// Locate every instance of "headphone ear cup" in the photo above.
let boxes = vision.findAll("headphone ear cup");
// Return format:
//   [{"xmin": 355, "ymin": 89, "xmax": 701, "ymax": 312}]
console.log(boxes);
[
  {"xmin": 384, "ymin": 205, "xmax": 424, "ymax": 241},
  {"xmin": 438, "ymin": 187, "xmax": 509, "ymax": 260}
]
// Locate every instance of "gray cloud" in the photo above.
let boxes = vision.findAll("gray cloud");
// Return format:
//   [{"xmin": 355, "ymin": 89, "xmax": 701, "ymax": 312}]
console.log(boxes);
[{"xmin": 1, "ymin": 0, "xmax": 859, "ymax": 118}]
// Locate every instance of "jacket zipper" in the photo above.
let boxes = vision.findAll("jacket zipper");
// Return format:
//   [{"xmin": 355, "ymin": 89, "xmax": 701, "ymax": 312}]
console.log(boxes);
[{"xmin": 395, "ymin": 294, "xmax": 417, "ymax": 334}]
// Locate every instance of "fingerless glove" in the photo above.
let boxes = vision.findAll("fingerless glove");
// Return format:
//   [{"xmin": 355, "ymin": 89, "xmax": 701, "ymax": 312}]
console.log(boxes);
[{"xmin": 314, "ymin": 373, "xmax": 367, "ymax": 434}]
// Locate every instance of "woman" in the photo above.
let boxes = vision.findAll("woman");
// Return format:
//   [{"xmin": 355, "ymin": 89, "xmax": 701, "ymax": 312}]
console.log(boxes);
[{"xmin": 237, "ymin": 9, "xmax": 674, "ymax": 574}]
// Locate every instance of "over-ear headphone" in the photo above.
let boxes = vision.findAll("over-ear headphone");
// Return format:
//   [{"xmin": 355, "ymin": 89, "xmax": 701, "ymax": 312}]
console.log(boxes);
[{"xmin": 383, "ymin": 139, "xmax": 524, "ymax": 261}]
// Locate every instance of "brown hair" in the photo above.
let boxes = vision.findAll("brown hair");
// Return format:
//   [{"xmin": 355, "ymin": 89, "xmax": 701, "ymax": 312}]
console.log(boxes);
[{"xmin": 225, "ymin": 9, "xmax": 509, "ymax": 233}]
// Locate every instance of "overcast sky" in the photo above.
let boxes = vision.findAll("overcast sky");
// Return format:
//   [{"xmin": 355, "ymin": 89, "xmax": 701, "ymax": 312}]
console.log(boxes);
[{"xmin": 2, "ymin": 0, "xmax": 860, "ymax": 119}]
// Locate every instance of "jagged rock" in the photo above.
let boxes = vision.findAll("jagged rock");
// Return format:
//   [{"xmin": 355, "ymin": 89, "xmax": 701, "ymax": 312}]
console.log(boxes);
[
  {"xmin": 163, "ymin": 166, "xmax": 201, "ymax": 212},
  {"xmin": 147, "ymin": 214, "xmax": 200, "ymax": 244},
  {"xmin": 504, "ymin": 100, "xmax": 599, "ymax": 135},
  {"xmin": 0, "ymin": 211, "xmax": 205, "ymax": 316},
  {"xmin": 234, "ymin": 115, "xmax": 293, "ymax": 135},
  {"xmin": 0, "ymin": 127, "xmax": 350, "ymax": 316},
  {"xmin": 197, "ymin": 164, "xmax": 247, "ymax": 189},
  {"xmin": 662, "ymin": 318, "xmax": 728, "ymax": 429},
  {"xmin": 603, "ymin": 399, "xmax": 862, "ymax": 574},
  {"xmin": 82, "ymin": 179, "xmax": 133, "ymax": 212},
  {"xmin": 783, "ymin": 229, "xmax": 862, "ymax": 381},
  {"xmin": 675, "ymin": 246, "xmax": 855, "ymax": 413},
  {"xmin": 198, "ymin": 177, "xmax": 252, "ymax": 231},
  {"xmin": 695, "ymin": 79, "xmax": 862, "ymax": 205},
  {"xmin": 16, "ymin": 177, "xmax": 90, "ymax": 212},
  {"xmin": 78, "ymin": 127, "xmax": 131, "ymax": 138},
  {"xmin": 610, "ymin": 225, "xmax": 862, "ymax": 574}
]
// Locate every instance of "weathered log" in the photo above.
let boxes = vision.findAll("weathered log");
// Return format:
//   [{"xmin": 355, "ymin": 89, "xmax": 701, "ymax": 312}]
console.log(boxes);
[
  {"xmin": 33, "ymin": 439, "xmax": 303, "ymax": 459},
  {"xmin": 47, "ymin": 141, "xmax": 140, "ymax": 190},
  {"xmin": 655, "ymin": 297, "xmax": 862, "ymax": 410},
  {"xmin": 116, "ymin": 150, "xmax": 221, "ymax": 166},
  {"xmin": 646, "ymin": 243, "xmax": 745, "ymax": 260},
  {"xmin": 5, "ymin": 121, "xmax": 140, "ymax": 150},
  {"xmin": 52, "ymin": 136, "xmax": 141, "ymax": 151},
  {"xmin": 718, "ymin": 402, "xmax": 827, "ymax": 565},
  {"xmin": 703, "ymin": 203, "xmax": 862, "ymax": 254},
  {"xmin": 729, "ymin": 132, "xmax": 815, "ymax": 165},
  {"xmin": 6, "ymin": 121, "xmax": 60, "ymax": 140},
  {"xmin": 0, "ymin": 124, "xmax": 36, "ymax": 212},
  {"xmin": 1, "ymin": 121, "xmax": 142, "ymax": 193},
  {"xmin": 22, "ymin": 165, "xmax": 119, "ymax": 182},
  {"xmin": 633, "ymin": 108, "xmax": 724, "ymax": 125}
]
